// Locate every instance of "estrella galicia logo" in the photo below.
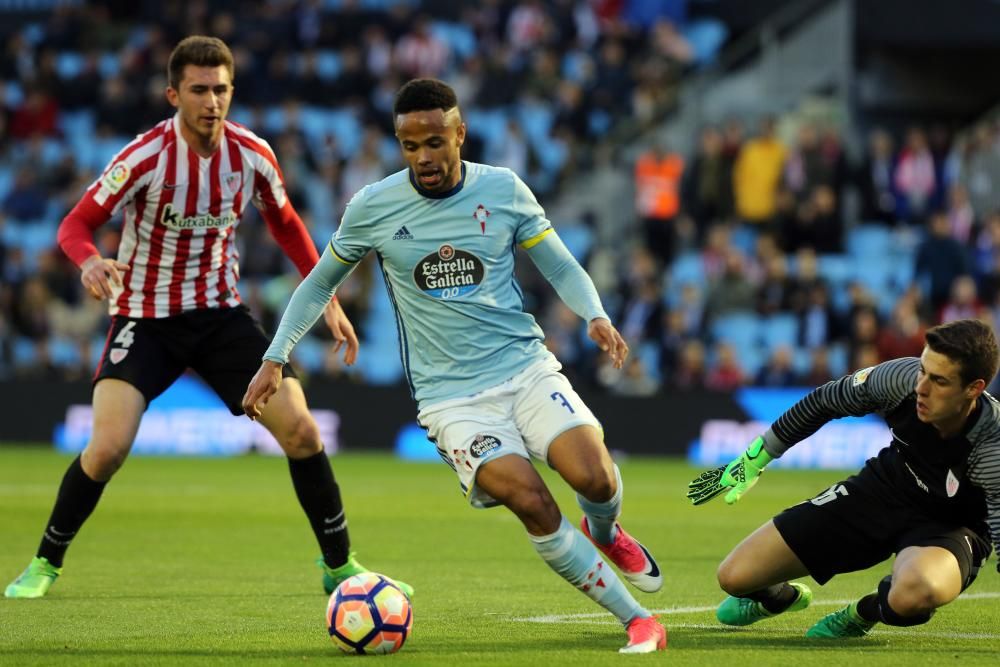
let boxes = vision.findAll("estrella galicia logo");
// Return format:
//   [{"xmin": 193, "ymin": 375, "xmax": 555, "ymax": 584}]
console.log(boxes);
[
  {"xmin": 413, "ymin": 244, "xmax": 485, "ymax": 299},
  {"xmin": 470, "ymin": 434, "xmax": 502, "ymax": 458}
]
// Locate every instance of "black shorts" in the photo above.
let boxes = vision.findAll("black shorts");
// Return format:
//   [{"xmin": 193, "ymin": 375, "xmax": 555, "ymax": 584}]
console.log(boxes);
[
  {"xmin": 94, "ymin": 305, "xmax": 296, "ymax": 415},
  {"xmin": 773, "ymin": 467, "xmax": 991, "ymax": 587}
]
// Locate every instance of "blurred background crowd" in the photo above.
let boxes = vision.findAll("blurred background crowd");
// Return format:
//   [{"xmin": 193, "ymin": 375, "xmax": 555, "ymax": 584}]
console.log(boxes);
[{"xmin": 2, "ymin": 0, "xmax": 1000, "ymax": 397}]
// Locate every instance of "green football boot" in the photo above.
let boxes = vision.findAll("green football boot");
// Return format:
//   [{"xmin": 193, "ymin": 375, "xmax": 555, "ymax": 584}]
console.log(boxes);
[
  {"xmin": 318, "ymin": 553, "xmax": 414, "ymax": 599},
  {"xmin": 806, "ymin": 602, "xmax": 877, "ymax": 638},
  {"xmin": 5, "ymin": 557, "xmax": 62, "ymax": 599},
  {"xmin": 717, "ymin": 582, "xmax": 813, "ymax": 626}
]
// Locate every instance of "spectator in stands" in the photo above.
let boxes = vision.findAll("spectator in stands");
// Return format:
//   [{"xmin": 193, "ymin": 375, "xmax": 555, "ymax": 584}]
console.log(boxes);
[
  {"xmin": 799, "ymin": 346, "xmax": 833, "ymax": 386},
  {"xmin": 756, "ymin": 253, "xmax": 792, "ymax": 317},
  {"xmin": 703, "ymin": 248, "xmax": 755, "ymax": 326},
  {"xmin": 394, "ymin": 14, "xmax": 450, "ymax": 78},
  {"xmin": 2, "ymin": 168, "xmax": 48, "ymax": 223},
  {"xmin": 915, "ymin": 211, "xmax": 973, "ymax": 310},
  {"xmin": 876, "ymin": 298, "xmax": 927, "ymax": 361},
  {"xmin": 671, "ymin": 338, "xmax": 706, "ymax": 389},
  {"xmin": 945, "ymin": 183, "xmax": 976, "ymax": 244},
  {"xmin": 974, "ymin": 212, "xmax": 1000, "ymax": 304},
  {"xmin": 940, "ymin": 275, "xmax": 989, "ymax": 324},
  {"xmin": 755, "ymin": 345, "xmax": 797, "ymax": 387},
  {"xmin": 857, "ymin": 128, "xmax": 897, "ymax": 225},
  {"xmin": 895, "ymin": 127, "xmax": 937, "ymax": 225},
  {"xmin": 848, "ymin": 308, "xmax": 880, "ymax": 367},
  {"xmin": 958, "ymin": 122, "xmax": 1000, "ymax": 220},
  {"xmin": 619, "ymin": 278, "xmax": 665, "ymax": 346},
  {"xmin": 733, "ymin": 116, "xmax": 786, "ymax": 226},
  {"xmin": 635, "ymin": 140, "xmax": 685, "ymax": 263},
  {"xmin": 8, "ymin": 84, "xmax": 60, "ymax": 140},
  {"xmin": 798, "ymin": 282, "xmax": 838, "ymax": 350},
  {"xmin": 705, "ymin": 342, "xmax": 745, "ymax": 391},
  {"xmin": 609, "ymin": 356, "xmax": 660, "ymax": 397},
  {"xmin": 783, "ymin": 184, "xmax": 842, "ymax": 253},
  {"xmin": 683, "ymin": 125, "xmax": 734, "ymax": 234}
]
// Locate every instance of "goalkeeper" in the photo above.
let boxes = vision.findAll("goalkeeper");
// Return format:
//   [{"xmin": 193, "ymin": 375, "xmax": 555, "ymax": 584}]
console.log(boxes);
[{"xmin": 688, "ymin": 319, "xmax": 1000, "ymax": 638}]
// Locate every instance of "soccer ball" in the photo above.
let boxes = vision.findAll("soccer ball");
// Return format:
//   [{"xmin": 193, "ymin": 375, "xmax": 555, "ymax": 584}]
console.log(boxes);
[{"xmin": 326, "ymin": 572, "xmax": 413, "ymax": 654}]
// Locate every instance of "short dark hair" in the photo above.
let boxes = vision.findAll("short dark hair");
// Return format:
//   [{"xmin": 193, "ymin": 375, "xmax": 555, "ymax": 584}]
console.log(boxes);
[
  {"xmin": 393, "ymin": 79, "xmax": 458, "ymax": 116},
  {"xmin": 925, "ymin": 319, "xmax": 999, "ymax": 386},
  {"xmin": 168, "ymin": 36, "xmax": 234, "ymax": 90}
]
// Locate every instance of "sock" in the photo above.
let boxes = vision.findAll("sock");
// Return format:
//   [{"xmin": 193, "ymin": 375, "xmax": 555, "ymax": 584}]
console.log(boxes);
[
  {"xmin": 856, "ymin": 593, "xmax": 880, "ymax": 623},
  {"xmin": 577, "ymin": 464, "xmax": 622, "ymax": 545},
  {"xmin": 746, "ymin": 583, "xmax": 798, "ymax": 614},
  {"xmin": 287, "ymin": 451, "xmax": 349, "ymax": 569},
  {"xmin": 529, "ymin": 515, "xmax": 649, "ymax": 626},
  {"xmin": 36, "ymin": 455, "xmax": 107, "ymax": 568}
]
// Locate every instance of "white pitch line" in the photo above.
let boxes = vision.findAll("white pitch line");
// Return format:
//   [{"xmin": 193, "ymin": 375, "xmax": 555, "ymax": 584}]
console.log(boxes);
[{"xmin": 509, "ymin": 591, "xmax": 1000, "ymax": 625}]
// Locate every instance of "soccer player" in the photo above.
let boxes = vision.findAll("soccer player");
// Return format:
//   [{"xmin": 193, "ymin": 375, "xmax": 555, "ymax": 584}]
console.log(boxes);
[
  {"xmin": 242, "ymin": 79, "xmax": 667, "ymax": 654},
  {"xmin": 687, "ymin": 318, "xmax": 999, "ymax": 637},
  {"xmin": 5, "ymin": 36, "xmax": 410, "ymax": 601}
]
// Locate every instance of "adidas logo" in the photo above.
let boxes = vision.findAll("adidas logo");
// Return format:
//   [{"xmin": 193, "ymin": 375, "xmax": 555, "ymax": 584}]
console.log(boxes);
[{"xmin": 392, "ymin": 225, "xmax": 414, "ymax": 240}]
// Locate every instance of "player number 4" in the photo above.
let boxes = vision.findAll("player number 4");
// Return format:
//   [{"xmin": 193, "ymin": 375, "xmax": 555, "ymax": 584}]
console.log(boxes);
[
  {"xmin": 810, "ymin": 484, "xmax": 848, "ymax": 506},
  {"xmin": 114, "ymin": 321, "xmax": 137, "ymax": 348}
]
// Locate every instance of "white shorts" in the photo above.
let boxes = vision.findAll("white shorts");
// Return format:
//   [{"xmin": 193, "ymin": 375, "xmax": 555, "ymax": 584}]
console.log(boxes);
[{"xmin": 417, "ymin": 358, "xmax": 601, "ymax": 508}]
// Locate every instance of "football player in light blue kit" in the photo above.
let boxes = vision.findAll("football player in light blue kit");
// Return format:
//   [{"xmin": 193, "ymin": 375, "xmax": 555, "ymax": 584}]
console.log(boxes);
[{"xmin": 243, "ymin": 79, "xmax": 666, "ymax": 654}]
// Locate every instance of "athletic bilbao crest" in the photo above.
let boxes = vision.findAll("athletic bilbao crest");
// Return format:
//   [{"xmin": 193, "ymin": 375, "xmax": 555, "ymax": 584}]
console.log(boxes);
[
  {"xmin": 222, "ymin": 172, "xmax": 242, "ymax": 198},
  {"xmin": 946, "ymin": 469, "xmax": 960, "ymax": 497},
  {"xmin": 473, "ymin": 204, "xmax": 490, "ymax": 234},
  {"xmin": 110, "ymin": 348, "xmax": 129, "ymax": 364}
]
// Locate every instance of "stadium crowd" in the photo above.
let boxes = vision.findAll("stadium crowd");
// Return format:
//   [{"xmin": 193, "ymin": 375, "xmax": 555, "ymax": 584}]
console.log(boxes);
[{"xmin": 2, "ymin": 0, "xmax": 1000, "ymax": 398}]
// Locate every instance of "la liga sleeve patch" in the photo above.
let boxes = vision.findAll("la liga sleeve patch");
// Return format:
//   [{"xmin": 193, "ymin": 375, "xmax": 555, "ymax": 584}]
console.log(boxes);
[{"xmin": 101, "ymin": 161, "xmax": 131, "ymax": 194}]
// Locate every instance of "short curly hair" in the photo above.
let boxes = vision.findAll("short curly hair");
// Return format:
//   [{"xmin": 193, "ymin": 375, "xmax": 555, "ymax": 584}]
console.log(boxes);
[{"xmin": 393, "ymin": 79, "xmax": 458, "ymax": 116}]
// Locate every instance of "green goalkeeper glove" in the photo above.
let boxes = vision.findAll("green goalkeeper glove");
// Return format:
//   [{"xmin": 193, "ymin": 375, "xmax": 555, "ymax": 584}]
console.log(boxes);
[{"xmin": 687, "ymin": 436, "xmax": 773, "ymax": 506}]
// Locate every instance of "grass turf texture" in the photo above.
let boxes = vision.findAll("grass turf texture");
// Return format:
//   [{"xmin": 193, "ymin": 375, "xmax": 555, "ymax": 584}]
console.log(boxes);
[{"xmin": 1, "ymin": 445, "xmax": 998, "ymax": 665}]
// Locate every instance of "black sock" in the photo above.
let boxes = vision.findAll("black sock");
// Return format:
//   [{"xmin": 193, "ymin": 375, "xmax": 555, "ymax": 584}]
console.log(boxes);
[
  {"xmin": 288, "ymin": 451, "xmax": 350, "ymax": 569},
  {"xmin": 36, "ymin": 456, "xmax": 107, "ymax": 568},
  {"xmin": 746, "ymin": 583, "xmax": 798, "ymax": 613},
  {"xmin": 856, "ymin": 593, "xmax": 880, "ymax": 623}
]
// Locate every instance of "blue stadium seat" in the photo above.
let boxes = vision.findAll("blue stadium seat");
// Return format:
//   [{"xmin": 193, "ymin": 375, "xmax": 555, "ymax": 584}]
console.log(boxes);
[
  {"xmin": 516, "ymin": 102, "xmax": 554, "ymax": 145},
  {"xmin": 710, "ymin": 311, "xmax": 760, "ymax": 349},
  {"xmin": 291, "ymin": 335, "xmax": 326, "ymax": 373},
  {"xmin": 816, "ymin": 254, "xmax": 854, "ymax": 287},
  {"xmin": 49, "ymin": 337, "xmax": 81, "ymax": 366},
  {"xmin": 846, "ymin": 225, "xmax": 894, "ymax": 258},
  {"xmin": 557, "ymin": 223, "xmax": 594, "ymax": 263},
  {"xmin": 12, "ymin": 337, "xmax": 38, "ymax": 366},
  {"xmin": 463, "ymin": 108, "xmax": 509, "ymax": 158},
  {"xmin": 55, "ymin": 51, "xmax": 85, "ymax": 79},
  {"xmin": 828, "ymin": 343, "xmax": 849, "ymax": 377},
  {"xmin": 323, "ymin": 109, "xmax": 363, "ymax": 157},
  {"xmin": 760, "ymin": 314, "xmax": 799, "ymax": 351},
  {"xmin": 431, "ymin": 21, "xmax": 477, "ymax": 60},
  {"xmin": 312, "ymin": 50, "xmax": 341, "ymax": 80},
  {"xmin": 669, "ymin": 252, "xmax": 706, "ymax": 288},
  {"xmin": 98, "ymin": 52, "xmax": 120, "ymax": 78}
]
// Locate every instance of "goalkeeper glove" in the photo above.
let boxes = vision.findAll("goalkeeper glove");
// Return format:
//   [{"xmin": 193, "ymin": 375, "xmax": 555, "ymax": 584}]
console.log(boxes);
[{"xmin": 687, "ymin": 436, "xmax": 773, "ymax": 506}]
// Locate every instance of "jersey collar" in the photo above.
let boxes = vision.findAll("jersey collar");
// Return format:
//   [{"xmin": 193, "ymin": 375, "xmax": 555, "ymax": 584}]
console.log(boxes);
[{"xmin": 409, "ymin": 162, "xmax": 466, "ymax": 199}]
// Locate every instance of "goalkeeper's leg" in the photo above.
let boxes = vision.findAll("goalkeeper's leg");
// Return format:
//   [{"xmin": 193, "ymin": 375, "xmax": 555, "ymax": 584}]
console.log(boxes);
[{"xmin": 715, "ymin": 520, "xmax": 814, "ymax": 626}]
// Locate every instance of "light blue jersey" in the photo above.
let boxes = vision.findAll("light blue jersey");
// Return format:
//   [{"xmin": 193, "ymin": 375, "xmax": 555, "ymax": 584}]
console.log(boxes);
[{"xmin": 265, "ymin": 161, "xmax": 608, "ymax": 408}]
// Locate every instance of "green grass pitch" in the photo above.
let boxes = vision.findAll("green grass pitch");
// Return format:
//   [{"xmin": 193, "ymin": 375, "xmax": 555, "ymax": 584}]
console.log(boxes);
[{"xmin": 1, "ymin": 445, "xmax": 998, "ymax": 665}]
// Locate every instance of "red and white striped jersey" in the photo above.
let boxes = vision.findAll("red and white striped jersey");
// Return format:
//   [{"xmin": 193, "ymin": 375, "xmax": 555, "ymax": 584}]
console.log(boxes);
[{"xmin": 83, "ymin": 114, "xmax": 290, "ymax": 318}]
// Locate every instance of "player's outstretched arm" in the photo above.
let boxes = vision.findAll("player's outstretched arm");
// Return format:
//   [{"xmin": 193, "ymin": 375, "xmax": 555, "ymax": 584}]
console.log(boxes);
[
  {"xmin": 243, "ymin": 360, "xmax": 283, "ymax": 420},
  {"xmin": 687, "ymin": 436, "xmax": 773, "ymax": 505}
]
